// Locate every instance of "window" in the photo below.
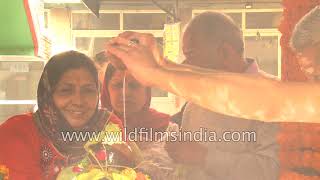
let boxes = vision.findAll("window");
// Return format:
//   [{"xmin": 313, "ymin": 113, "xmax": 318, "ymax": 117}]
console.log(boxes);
[
  {"xmin": 72, "ymin": 13, "xmax": 120, "ymax": 30},
  {"xmin": 75, "ymin": 37, "xmax": 90, "ymax": 54},
  {"xmin": 225, "ymin": 13, "xmax": 242, "ymax": 28},
  {"xmin": 0, "ymin": 61, "xmax": 43, "ymax": 100},
  {"xmin": 0, "ymin": 60, "xmax": 44, "ymax": 123},
  {"xmin": 123, "ymin": 13, "xmax": 167, "ymax": 30},
  {"xmin": 246, "ymin": 12, "xmax": 282, "ymax": 29},
  {"xmin": 245, "ymin": 36, "xmax": 279, "ymax": 76},
  {"xmin": 75, "ymin": 37, "xmax": 112, "ymax": 56}
]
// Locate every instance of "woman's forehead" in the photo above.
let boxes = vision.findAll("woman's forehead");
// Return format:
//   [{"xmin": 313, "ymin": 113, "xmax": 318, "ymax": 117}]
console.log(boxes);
[
  {"xmin": 109, "ymin": 70, "xmax": 125, "ymax": 81},
  {"xmin": 58, "ymin": 68, "xmax": 95, "ymax": 84},
  {"xmin": 110, "ymin": 70, "xmax": 136, "ymax": 81}
]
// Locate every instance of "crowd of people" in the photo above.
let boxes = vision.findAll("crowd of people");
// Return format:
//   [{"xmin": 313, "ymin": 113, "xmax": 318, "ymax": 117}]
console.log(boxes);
[{"xmin": 0, "ymin": 5, "xmax": 320, "ymax": 180}]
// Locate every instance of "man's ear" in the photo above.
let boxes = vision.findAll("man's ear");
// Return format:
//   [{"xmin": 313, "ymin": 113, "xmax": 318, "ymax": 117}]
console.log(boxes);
[{"xmin": 219, "ymin": 42, "xmax": 236, "ymax": 60}]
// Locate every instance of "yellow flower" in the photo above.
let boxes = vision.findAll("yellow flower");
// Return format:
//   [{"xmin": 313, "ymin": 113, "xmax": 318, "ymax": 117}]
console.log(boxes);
[
  {"xmin": 77, "ymin": 168, "xmax": 106, "ymax": 180},
  {"xmin": 121, "ymin": 168, "xmax": 137, "ymax": 179},
  {"xmin": 85, "ymin": 122, "xmax": 123, "ymax": 152}
]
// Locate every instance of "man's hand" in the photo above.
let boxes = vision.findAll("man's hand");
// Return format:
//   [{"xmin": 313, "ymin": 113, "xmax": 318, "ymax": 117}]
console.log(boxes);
[
  {"xmin": 165, "ymin": 141, "xmax": 208, "ymax": 167},
  {"xmin": 117, "ymin": 31, "xmax": 167, "ymax": 66},
  {"xmin": 106, "ymin": 36, "xmax": 161, "ymax": 86}
]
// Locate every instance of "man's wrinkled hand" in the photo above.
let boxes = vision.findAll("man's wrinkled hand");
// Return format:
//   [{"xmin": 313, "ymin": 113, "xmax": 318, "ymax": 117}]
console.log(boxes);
[
  {"xmin": 117, "ymin": 31, "xmax": 166, "ymax": 66},
  {"xmin": 106, "ymin": 36, "xmax": 160, "ymax": 86}
]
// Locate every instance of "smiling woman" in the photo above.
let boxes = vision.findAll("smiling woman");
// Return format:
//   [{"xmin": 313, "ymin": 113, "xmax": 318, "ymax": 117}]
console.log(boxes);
[
  {"xmin": 0, "ymin": 51, "xmax": 123, "ymax": 179},
  {"xmin": 52, "ymin": 68, "xmax": 99, "ymax": 129}
]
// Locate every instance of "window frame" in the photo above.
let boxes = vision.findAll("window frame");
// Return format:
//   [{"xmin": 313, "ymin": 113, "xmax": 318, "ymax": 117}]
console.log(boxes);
[{"xmin": 0, "ymin": 56, "xmax": 45, "ymax": 122}]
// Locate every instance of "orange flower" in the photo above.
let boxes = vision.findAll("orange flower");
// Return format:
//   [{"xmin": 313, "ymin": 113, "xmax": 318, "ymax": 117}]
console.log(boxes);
[
  {"xmin": 280, "ymin": 170, "xmax": 319, "ymax": 180},
  {"xmin": 0, "ymin": 165, "xmax": 9, "ymax": 180},
  {"xmin": 136, "ymin": 172, "xmax": 150, "ymax": 180}
]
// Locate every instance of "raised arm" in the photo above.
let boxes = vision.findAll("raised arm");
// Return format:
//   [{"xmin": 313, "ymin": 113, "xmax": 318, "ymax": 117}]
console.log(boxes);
[
  {"xmin": 149, "ymin": 67, "xmax": 320, "ymax": 123},
  {"xmin": 106, "ymin": 34, "xmax": 320, "ymax": 123}
]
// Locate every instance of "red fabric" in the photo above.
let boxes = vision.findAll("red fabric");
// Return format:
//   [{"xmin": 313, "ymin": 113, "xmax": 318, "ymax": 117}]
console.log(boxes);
[
  {"xmin": 101, "ymin": 64, "xmax": 170, "ymax": 131},
  {"xmin": 0, "ymin": 113, "xmax": 52, "ymax": 179},
  {"xmin": 0, "ymin": 113, "xmax": 122, "ymax": 179},
  {"xmin": 279, "ymin": 1, "xmax": 320, "ymax": 178},
  {"xmin": 277, "ymin": 122, "xmax": 320, "ymax": 179},
  {"xmin": 279, "ymin": 0, "xmax": 320, "ymax": 81},
  {"xmin": 120, "ymin": 108, "xmax": 171, "ymax": 130},
  {"xmin": 280, "ymin": 170, "xmax": 320, "ymax": 180}
]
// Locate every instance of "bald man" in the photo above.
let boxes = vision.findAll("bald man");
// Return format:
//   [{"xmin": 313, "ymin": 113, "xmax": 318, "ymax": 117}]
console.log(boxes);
[{"xmin": 167, "ymin": 12, "xmax": 279, "ymax": 180}]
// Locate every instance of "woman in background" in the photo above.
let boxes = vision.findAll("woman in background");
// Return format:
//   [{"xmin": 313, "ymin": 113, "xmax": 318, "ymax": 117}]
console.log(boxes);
[
  {"xmin": 101, "ymin": 63, "xmax": 178, "ymax": 179},
  {"xmin": 0, "ymin": 51, "xmax": 122, "ymax": 179},
  {"xmin": 101, "ymin": 63, "xmax": 172, "ymax": 134}
]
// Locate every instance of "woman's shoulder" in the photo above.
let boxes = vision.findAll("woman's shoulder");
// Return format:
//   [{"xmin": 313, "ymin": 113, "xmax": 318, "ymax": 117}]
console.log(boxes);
[
  {"xmin": 99, "ymin": 109, "xmax": 123, "ymax": 129},
  {"xmin": 0, "ymin": 113, "xmax": 45, "ymax": 179},
  {"xmin": 146, "ymin": 108, "xmax": 172, "ymax": 130},
  {"xmin": 0, "ymin": 113, "xmax": 42, "ymax": 154},
  {"xmin": 0, "ymin": 113, "xmax": 36, "ymax": 133},
  {"xmin": 109, "ymin": 112, "xmax": 123, "ymax": 126},
  {"xmin": 148, "ymin": 108, "xmax": 171, "ymax": 119}
]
